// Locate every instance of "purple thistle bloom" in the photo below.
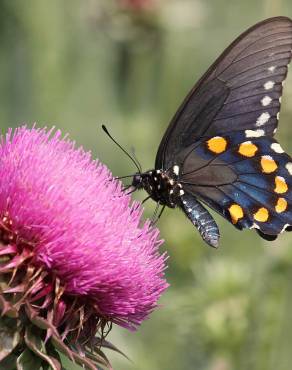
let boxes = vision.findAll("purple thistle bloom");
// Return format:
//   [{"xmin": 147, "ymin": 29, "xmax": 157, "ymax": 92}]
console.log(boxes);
[{"xmin": 0, "ymin": 126, "xmax": 168, "ymax": 369}]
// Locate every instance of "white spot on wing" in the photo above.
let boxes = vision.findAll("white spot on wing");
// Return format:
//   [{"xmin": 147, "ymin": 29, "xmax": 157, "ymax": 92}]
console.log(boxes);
[
  {"xmin": 285, "ymin": 162, "xmax": 292, "ymax": 175},
  {"xmin": 179, "ymin": 190, "xmax": 184, "ymax": 196},
  {"xmin": 245, "ymin": 129, "xmax": 265, "ymax": 138},
  {"xmin": 277, "ymin": 175, "xmax": 286, "ymax": 183},
  {"xmin": 250, "ymin": 223, "xmax": 260, "ymax": 230},
  {"xmin": 173, "ymin": 165, "xmax": 179, "ymax": 175},
  {"xmin": 264, "ymin": 81, "xmax": 275, "ymax": 90},
  {"xmin": 271, "ymin": 143, "xmax": 284, "ymax": 153},
  {"xmin": 277, "ymin": 112, "xmax": 280, "ymax": 120},
  {"xmin": 268, "ymin": 66, "xmax": 276, "ymax": 72},
  {"xmin": 261, "ymin": 96, "xmax": 272, "ymax": 106},
  {"xmin": 262, "ymin": 155, "xmax": 273, "ymax": 161},
  {"xmin": 256, "ymin": 112, "xmax": 270, "ymax": 126},
  {"xmin": 188, "ymin": 208, "xmax": 192, "ymax": 213},
  {"xmin": 281, "ymin": 224, "xmax": 290, "ymax": 233}
]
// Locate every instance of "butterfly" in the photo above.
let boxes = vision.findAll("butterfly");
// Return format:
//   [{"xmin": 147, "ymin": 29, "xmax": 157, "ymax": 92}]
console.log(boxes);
[{"xmin": 105, "ymin": 16, "xmax": 292, "ymax": 248}]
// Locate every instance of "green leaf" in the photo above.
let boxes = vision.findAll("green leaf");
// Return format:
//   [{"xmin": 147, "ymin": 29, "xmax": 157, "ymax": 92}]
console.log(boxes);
[
  {"xmin": 93, "ymin": 338, "xmax": 130, "ymax": 360},
  {"xmin": 0, "ymin": 353, "xmax": 17, "ymax": 370},
  {"xmin": 51, "ymin": 335, "xmax": 74, "ymax": 362},
  {"xmin": 47, "ymin": 341, "xmax": 62, "ymax": 363},
  {"xmin": 0, "ymin": 317, "xmax": 21, "ymax": 361},
  {"xmin": 24, "ymin": 326, "xmax": 61, "ymax": 370},
  {"xmin": 0, "ymin": 273, "xmax": 9, "ymax": 291},
  {"xmin": 42, "ymin": 363, "xmax": 49, "ymax": 370},
  {"xmin": 70, "ymin": 351, "xmax": 107, "ymax": 370},
  {"xmin": 16, "ymin": 349, "xmax": 42, "ymax": 370},
  {"xmin": 25, "ymin": 305, "xmax": 57, "ymax": 333},
  {"xmin": 0, "ymin": 295, "xmax": 19, "ymax": 318},
  {"xmin": 52, "ymin": 336, "xmax": 109, "ymax": 370},
  {"xmin": 83, "ymin": 350, "xmax": 111, "ymax": 370}
]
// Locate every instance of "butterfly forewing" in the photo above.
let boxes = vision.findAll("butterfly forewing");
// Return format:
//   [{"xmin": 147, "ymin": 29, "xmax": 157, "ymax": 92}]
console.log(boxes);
[
  {"xmin": 156, "ymin": 17, "xmax": 292, "ymax": 170},
  {"xmin": 152, "ymin": 17, "xmax": 292, "ymax": 242}
]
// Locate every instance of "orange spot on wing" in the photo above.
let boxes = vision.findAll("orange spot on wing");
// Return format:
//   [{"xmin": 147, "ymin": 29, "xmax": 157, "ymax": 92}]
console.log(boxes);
[
  {"xmin": 254, "ymin": 207, "xmax": 269, "ymax": 222},
  {"xmin": 260, "ymin": 156, "xmax": 277, "ymax": 173},
  {"xmin": 228, "ymin": 204, "xmax": 244, "ymax": 224},
  {"xmin": 238, "ymin": 141, "xmax": 258, "ymax": 157},
  {"xmin": 275, "ymin": 197, "xmax": 288, "ymax": 213},
  {"xmin": 274, "ymin": 176, "xmax": 288, "ymax": 194},
  {"xmin": 207, "ymin": 136, "xmax": 227, "ymax": 154}
]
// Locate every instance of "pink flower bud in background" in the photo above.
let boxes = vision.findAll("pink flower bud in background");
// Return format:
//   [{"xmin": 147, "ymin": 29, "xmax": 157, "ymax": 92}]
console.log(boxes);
[{"xmin": 119, "ymin": 0, "xmax": 155, "ymax": 11}]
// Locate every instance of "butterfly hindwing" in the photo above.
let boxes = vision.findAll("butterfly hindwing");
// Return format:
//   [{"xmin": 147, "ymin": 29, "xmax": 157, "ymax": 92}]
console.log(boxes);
[
  {"xmin": 156, "ymin": 17, "xmax": 292, "ymax": 170},
  {"xmin": 180, "ymin": 132, "xmax": 292, "ymax": 239}
]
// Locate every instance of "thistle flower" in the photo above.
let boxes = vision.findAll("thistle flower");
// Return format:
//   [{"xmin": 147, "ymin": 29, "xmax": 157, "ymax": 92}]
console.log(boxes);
[{"xmin": 0, "ymin": 126, "xmax": 168, "ymax": 370}]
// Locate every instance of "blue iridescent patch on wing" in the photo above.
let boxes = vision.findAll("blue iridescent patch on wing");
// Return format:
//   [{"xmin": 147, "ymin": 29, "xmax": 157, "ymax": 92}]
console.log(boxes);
[{"xmin": 182, "ymin": 132, "xmax": 292, "ymax": 238}]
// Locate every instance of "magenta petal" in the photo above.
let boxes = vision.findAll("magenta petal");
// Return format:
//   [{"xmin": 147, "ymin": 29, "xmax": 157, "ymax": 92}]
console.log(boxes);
[
  {"xmin": 0, "ymin": 126, "xmax": 169, "ymax": 328},
  {"xmin": 0, "ymin": 244, "xmax": 17, "ymax": 256}
]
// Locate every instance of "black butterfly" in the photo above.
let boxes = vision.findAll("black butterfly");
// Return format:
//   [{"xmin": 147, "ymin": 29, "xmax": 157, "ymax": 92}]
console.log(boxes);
[{"xmin": 106, "ymin": 16, "xmax": 292, "ymax": 248}]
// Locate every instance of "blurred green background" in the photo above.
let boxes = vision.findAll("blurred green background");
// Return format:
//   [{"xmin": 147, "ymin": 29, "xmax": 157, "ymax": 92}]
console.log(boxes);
[{"xmin": 1, "ymin": 1, "xmax": 292, "ymax": 369}]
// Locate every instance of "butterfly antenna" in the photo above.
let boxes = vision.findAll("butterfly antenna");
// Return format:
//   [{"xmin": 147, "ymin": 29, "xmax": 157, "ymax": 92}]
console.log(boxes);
[
  {"xmin": 102, "ymin": 125, "xmax": 141, "ymax": 173},
  {"xmin": 130, "ymin": 146, "xmax": 142, "ymax": 173},
  {"xmin": 116, "ymin": 174, "xmax": 137, "ymax": 180}
]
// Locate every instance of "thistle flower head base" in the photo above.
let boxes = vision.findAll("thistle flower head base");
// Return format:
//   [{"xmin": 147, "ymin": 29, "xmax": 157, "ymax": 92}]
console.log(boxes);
[
  {"xmin": 0, "ymin": 127, "xmax": 168, "ymax": 369},
  {"xmin": 0, "ymin": 213, "xmax": 113, "ymax": 369}
]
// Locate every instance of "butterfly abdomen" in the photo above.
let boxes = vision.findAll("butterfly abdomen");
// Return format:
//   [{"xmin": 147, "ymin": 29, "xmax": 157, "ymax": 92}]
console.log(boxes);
[{"xmin": 180, "ymin": 193, "xmax": 220, "ymax": 248}]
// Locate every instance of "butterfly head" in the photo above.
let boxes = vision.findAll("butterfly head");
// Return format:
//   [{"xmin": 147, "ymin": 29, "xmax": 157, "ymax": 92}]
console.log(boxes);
[
  {"xmin": 131, "ymin": 171, "xmax": 157, "ymax": 192},
  {"xmin": 131, "ymin": 172, "xmax": 144, "ymax": 190}
]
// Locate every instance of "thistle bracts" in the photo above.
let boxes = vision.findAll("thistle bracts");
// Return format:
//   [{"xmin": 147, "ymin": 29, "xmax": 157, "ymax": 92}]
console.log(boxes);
[
  {"xmin": 0, "ymin": 127, "xmax": 168, "ymax": 369},
  {"xmin": 0, "ymin": 228, "xmax": 112, "ymax": 370}
]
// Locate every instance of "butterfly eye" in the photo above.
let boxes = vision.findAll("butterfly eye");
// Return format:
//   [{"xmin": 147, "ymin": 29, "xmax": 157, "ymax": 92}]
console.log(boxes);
[{"xmin": 132, "ymin": 174, "xmax": 143, "ymax": 188}]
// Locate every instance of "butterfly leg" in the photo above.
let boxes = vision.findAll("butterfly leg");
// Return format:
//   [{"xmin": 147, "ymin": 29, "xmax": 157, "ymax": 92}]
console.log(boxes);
[
  {"xmin": 150, "ymin": 203, "xmax": 166, "ymax": 226},
  {"xmin": 180, "ymin": 194, "xmax": 220, "ymax": 248},
  {"xmin": 125, "ymin": 187, "xmax": 137, "ymax": 196},
  {"xmin": 155, "ymin": 205, "xmax": 166, "ymax": 224},
  {"xmin": 142, "ymin": 195, "xmax": 152, "ymax": 204}
]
